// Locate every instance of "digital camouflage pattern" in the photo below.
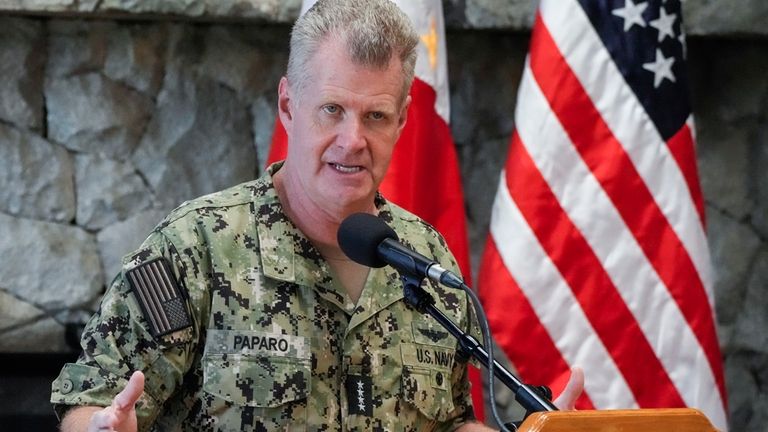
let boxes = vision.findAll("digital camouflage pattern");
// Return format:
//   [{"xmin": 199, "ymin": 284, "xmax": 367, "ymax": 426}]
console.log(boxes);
[{"xmin": 51, "ymin": 162, "xmax": 478, "ymax": 431}]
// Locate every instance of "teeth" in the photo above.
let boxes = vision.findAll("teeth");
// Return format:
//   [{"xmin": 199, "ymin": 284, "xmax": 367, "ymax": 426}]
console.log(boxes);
[{"xmin": 332, "ymin": 163, "xmax": 362, "ymax": 173}]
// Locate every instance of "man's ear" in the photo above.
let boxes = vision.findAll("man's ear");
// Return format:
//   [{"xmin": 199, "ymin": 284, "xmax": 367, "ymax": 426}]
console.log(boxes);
[
  {"xmin": 396, "ymin": 94, "xmax": 411, "ymax": 137},
  {"xmin": 278, "ymin": 76, "xmax": 293, "ymax": 132}
]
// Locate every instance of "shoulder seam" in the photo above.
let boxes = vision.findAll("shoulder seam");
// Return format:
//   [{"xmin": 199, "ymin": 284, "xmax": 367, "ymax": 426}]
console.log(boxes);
[{"xmin": 158, "ymin": 179, "xmax": 263, "ymax": 227}]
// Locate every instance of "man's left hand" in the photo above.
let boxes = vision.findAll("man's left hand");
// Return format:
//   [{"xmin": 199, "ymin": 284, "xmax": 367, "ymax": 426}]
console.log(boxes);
[{"xmin": 553, "ymin": 367, "xmax": 584, "ymax": 410}]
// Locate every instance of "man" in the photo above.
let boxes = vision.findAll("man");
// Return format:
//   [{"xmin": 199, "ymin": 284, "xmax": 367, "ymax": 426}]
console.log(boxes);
[{"xmin": 51, "ymin": 0, "xmax": 581, "ymax": 430}]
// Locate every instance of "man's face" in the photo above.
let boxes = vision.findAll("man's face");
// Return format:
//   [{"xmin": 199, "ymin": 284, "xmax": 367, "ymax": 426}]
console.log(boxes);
[{"xmin": 278, "ymin": 37, "xmax": 410, "ymax": 214}]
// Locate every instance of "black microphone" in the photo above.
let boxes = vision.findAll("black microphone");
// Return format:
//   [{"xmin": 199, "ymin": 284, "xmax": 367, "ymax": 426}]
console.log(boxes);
[{"xmin": 337, "ymin": 213, "xmax": 465, "ymax": 289}]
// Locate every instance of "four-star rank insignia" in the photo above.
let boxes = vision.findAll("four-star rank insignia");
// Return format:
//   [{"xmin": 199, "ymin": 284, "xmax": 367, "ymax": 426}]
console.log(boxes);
[{"xmin": 346, "ymin": 374, "xmax": 373, "ymax": 417}]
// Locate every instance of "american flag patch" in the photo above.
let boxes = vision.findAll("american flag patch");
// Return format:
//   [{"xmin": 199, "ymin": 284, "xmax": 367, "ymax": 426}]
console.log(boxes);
[{"xmin": 126, "ymin": 258, "xmax": 192, "ymax": 337}]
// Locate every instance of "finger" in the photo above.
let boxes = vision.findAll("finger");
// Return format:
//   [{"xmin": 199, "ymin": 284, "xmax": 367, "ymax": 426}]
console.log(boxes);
[
  {"xmin": 88, "ymin": 408, "xmax": 118, "ymax": 432},
  {"xmin": 113, "ymin": 370, "xmax": 145, "ymax": 411},
  {"xmin": 554, "ymin": 367, "xmax": 585, "ymax": 410}
]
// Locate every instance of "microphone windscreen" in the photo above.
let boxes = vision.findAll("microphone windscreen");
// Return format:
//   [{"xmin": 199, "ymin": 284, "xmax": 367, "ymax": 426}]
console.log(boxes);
[{"xmin": 337, "ymin": 213, "xmax": 398, "ymax": 268}]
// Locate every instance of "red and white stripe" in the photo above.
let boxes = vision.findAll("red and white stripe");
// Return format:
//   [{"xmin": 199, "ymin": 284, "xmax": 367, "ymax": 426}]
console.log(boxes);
[{"xmin": 478, "ymin": 0, "xmax": 727, "ymax": 429}]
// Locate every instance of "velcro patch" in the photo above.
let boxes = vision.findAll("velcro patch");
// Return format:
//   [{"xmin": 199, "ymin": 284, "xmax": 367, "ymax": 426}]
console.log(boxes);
[
  {"xmin": 126, "ymin": 258, "xmax": 192, "ymax": 337},
  {"xmin": 412, "ymin": 322, "xmax": 454, "ymax": 347},
  {"xmin": 346, "ymin": 374, "xmax": 373, "ymax": 416},
  {"xmin": 401, "ymin": 343, "xmax": 455, "ymax": 371},
  {"xmin": 204, "ymin": 330, "xmax": 310, "ymax": 359}
]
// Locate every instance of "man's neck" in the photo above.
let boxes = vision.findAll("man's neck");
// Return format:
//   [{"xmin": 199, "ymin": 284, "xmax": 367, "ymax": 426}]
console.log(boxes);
[
  {"xmin": 273, "ymin": 167, "xmax": 375, "ymax": 303},
  {"xmin": 272, "ymin": 167, "xmax": 376, "ymax": 251}
]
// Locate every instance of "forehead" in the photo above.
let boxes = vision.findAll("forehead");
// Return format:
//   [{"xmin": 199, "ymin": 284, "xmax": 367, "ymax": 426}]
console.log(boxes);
[{"xmin": 302, "ymin": 37, "xmax": 405, "ymax": 105}]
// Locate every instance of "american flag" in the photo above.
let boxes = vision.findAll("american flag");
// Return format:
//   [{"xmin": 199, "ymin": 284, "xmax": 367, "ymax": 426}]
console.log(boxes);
[{"xmin": 476, "ymin": 0, "xmax": 727, "ymax": 429}]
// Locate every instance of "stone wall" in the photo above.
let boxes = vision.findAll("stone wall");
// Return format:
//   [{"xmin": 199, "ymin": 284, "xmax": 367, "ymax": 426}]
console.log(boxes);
[
  {"xmin": 0, "ymin": 18, "xmax": 289, "ymax": 356},
  {"xmin": 0, "ymin": 1, "xmax": 766, "ymax": 430},
  {"xmin": 3, "ymin": 0, "xmax": 768, "ymax": 36}
]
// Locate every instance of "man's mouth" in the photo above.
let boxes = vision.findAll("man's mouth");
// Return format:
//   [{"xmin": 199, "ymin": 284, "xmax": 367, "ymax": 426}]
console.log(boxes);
[{"xmin": 330, "ymin": 163, "xmax": 363, "ymax": 174}]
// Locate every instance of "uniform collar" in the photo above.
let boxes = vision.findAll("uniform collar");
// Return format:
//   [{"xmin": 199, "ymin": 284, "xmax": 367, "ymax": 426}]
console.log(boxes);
[
  {"xmin": 253, "ymin": 162, "xmax": 407, "ymax": 315},
  {"xmin": 253, "ymin": 161, "xmax": 301, "ymax": 284}
]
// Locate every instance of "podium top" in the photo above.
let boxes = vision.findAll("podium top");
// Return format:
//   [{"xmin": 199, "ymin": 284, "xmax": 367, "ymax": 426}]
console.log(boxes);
[{"xmin": 518, "ymin": 408, "xmax": 720, "ymax": 432}]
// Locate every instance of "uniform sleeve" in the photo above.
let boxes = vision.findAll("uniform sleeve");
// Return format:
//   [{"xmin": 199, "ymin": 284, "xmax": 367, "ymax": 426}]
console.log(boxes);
[{"xmin": 50, "ymin": 229, "xmax": 206, "ymax": 430}]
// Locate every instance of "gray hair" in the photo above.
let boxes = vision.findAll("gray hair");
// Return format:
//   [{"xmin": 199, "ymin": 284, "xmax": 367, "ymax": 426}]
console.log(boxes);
[{"xmin": 286, "ymin": 0, "xmax": 419, "ymax": 103}]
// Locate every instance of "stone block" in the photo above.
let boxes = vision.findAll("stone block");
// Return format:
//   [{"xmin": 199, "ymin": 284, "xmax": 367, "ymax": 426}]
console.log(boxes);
[
  {"xmin": 3, "ymin": 0, "xmax": 768, "ymax": 37},
  {"xmin": 45, "ymin": 72, "xmax": 153, "ymax": 160},
  {"xmin": 696, "ymin": 123, "xmax": 754, "ymax": 220},
  {"xmin": 0, "ymin": 18, "xmax": 44, "ymax": 130},
  {"xmin": 204, "ymin": 0, "xmax": 300, "ymax": 21},
  {"xmin": 97, "ymin": 209, "xmax": 169, "ymax": 280},
  {"xmin": 689, "ymin": 39, "xmax": 768, "ymax": 124},
  {"xmin": 725, "ymin": 353, "xmax": 758, "ymax": 430},
  {"xmin": 199, "ymin": 26, "xmax": 284, "ymax": 101},
  {"xmin": 0, "ymin": 290, "xmax": 45, "ymax": 331},
  {"xmin": 0, "ymin": 290, "xmax": 69, "ymax": 353},
  {"xmin": 751, "ymin": 120, "xmax": 768, "ymax": 239},
  {"xmin": 683, "ymin": 0, "xmax": 768, "ymax": 36},
  {"xmin": 448, "ymin": 0, "xmax": 768, "ymax": 36},
  {"xmin": 101, "ymin": 0, "xmax": 205, "ymax": 15},
  {"xmin": 0, "ymin": 123, "xmax": 75, "ymax": 223},
  {"xmin": 462, "ymin": 137, "xmax": 510, "ymax": 271},
  {"xmin": 75, "ymin": 153, "xmax": 155, "ymax": 230},
  {"xmin": 460, "ymin": 0, "xmax": 535, "ymax": 30},
  {"xmin": 97, "ymin": 0, "xmax": 300, "ymax": 21},
  {"xmin": 725, "ymin": 352, "xmax": 768, "ymax": 432},
  {"xmin": 133, "ymin": 48, "xmax": 257, "ymax": 209},
  {"xmin": 706, "ymin": 208, "xmax": 761, "ymax": 327},
  {"xmin": 251, "ymin": 96, "xmax": 278, "ymax": 173},
  {"xmin": 0, "ymin": 214, "xmax": 103, "ymax": 311},
  {"xmin": 46, "ymin": 20, "xmax": 112, "ymax": 79},
  {"xmin": 0, "ymin": 316, "xmax": 70, "ymax": 353},
  {"xmin": 733, "ymin": 249, "xmax": 768, "ymax": 354},
  {"xmin": 447, "ymin": 31, "xmax": 522, "ymax": 145},
  {"xmin": 104, "ymin": 23, "xmax": 167, "ymax": 96}
]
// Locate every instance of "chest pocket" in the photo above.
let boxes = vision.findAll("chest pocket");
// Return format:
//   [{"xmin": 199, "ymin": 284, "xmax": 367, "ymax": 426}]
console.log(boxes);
[
  {"xmin": 203, "ymin": 354, "xmax": 310, "ymax": 407},
  {"xmin": 202, "ymin": 330, "xmax": 310, "ymax": 414},
  {"xmin": 400, "ymin": 342, "xmax": 456, "ymax": 421}
]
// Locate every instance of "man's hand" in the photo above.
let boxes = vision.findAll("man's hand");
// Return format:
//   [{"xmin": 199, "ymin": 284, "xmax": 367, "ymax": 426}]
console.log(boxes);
[
  {"xmin": 553, "ymin": 367, "xmax": 584, "ymax": 410},
  {"xmin": 89, "ymin": 370, "xmax": 145, "ymax": 432},
  {"xmin": 61, "ymin": 370, "xmax": 145, "ymax": 432}
]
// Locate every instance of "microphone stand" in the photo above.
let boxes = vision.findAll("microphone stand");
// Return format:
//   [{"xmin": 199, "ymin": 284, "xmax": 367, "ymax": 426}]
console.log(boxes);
[{"xmin": 399, "ymin": 272, "xmax": 558, "ymax": 418}]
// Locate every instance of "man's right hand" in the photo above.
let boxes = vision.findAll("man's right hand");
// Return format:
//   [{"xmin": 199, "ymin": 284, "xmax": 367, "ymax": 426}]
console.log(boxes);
[{"xmin": 61, "ymin": 370, "xmax": 145, "ymax": 432}]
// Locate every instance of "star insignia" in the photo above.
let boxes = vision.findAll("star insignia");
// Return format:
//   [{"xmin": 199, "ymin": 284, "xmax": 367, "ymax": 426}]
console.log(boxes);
[
  {"xmin": 612, "ymin": 0, "xmax": 648, "ymax": 32},
  {"xmin": 642, "ymin": 48, "xmax": 676, "ymax": 88},
  {"xmin": 649, "ymin": 7, "xmax": 677, "ymax": 42}
]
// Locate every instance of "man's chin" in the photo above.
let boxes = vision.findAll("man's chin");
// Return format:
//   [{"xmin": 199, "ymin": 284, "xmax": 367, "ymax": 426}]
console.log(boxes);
[{"xmin": 326, "ymin": 189, "xmax": 376, "ymax": 210}]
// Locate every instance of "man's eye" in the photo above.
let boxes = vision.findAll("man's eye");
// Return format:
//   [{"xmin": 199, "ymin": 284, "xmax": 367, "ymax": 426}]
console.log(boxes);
[
  {"xmin": 369, "ymin": 112, "xmax": 385, "ymax": 120},
  {"xmin": 322, "ymin": 105, "xmax": 339, "ymax": 114}
]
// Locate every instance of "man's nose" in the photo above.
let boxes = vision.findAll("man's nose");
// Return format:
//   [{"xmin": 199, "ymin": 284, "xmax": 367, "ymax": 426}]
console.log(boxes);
[{"xmin": 337, "ymin": 116, "xmax": 366, "ymax": 150}]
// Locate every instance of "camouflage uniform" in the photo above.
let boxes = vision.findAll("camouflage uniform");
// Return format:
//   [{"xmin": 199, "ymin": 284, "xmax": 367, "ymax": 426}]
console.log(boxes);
[{"xmin": 51, "ymin": 162, "xmax": 478, "ymax": 431}]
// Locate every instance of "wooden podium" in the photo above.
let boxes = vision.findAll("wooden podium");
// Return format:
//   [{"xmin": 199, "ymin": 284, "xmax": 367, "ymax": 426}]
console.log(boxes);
[{"xmin": 517, "ymin": 408, "xmax": 720, "ymax": 432}]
